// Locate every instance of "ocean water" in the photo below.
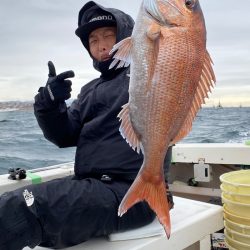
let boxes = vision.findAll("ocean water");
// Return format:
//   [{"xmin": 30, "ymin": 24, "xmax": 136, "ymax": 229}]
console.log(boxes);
[
  {"xmin": 0, "ymin": 107, "xmax": 249, "ymax": 175},
  {"xmin": 0, "ymin": 109, "xmax": 75, "ymax": 175}
]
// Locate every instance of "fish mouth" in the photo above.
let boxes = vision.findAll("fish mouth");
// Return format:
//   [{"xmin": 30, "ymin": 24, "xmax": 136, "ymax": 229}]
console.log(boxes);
[{"xmin": 144, "ymin": 0, "xmax": 183, "ymax": 27}]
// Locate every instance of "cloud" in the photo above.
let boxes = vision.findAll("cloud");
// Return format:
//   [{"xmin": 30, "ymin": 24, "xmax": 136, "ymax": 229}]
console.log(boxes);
[{"xmin": 0, "ymin": 0, "xmax": 250, "ymax": 106}]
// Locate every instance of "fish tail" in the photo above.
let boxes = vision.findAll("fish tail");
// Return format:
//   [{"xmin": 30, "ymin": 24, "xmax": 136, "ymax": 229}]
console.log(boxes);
[{"xmin": 118, "ymin": 169, "xmax": 171, "ymax": 238}]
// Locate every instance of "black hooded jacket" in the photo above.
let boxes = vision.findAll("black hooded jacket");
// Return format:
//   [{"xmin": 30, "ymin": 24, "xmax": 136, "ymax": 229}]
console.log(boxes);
[{"xmin": 34, "ymin": 2, "xmax": 171, "ymax": 180}]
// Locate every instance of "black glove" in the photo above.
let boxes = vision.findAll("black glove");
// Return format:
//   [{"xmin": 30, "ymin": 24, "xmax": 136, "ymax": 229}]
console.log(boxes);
[{"xmin": 44, "ymin": 61, "xmax": 75, "ymax": 103}]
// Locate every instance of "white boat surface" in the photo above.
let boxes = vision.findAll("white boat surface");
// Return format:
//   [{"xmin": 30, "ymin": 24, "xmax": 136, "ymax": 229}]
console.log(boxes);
[{"xmin": 1, "ymin": 143, "xmax": 249, "ymax": 249}]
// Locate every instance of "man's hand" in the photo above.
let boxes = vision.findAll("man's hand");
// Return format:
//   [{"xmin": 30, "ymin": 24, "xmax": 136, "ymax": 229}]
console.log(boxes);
[{"xmin": 45, "ymin": 61, "xmax": 75, "ymax": 102}]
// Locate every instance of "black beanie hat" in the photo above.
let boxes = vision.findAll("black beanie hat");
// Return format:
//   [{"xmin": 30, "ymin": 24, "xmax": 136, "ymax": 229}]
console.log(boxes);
[{"xmin": 75, "ymin": 2, "xmax": 116, "ymax": 48}]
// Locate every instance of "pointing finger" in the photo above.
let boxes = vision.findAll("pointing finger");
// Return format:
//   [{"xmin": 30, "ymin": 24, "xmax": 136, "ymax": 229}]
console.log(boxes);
[
  {"xmin": 48, "ymin": 61, "xmax": 57, "ymax": 77},
  {"xmin": 56, "ymin": 70, "xmax": 75, "ymax": 81}
]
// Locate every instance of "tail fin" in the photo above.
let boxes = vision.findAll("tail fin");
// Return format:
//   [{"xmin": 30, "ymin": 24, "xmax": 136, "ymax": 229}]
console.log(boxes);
[{"xmin": 118, "ymin": 170, "xmax": 171, "ymax": 238}]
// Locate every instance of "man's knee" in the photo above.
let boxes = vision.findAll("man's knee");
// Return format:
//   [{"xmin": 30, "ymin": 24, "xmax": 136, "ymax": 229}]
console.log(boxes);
[{"xmin": 0, "ymin": 189, "xmax": 42, "ymax": 250}]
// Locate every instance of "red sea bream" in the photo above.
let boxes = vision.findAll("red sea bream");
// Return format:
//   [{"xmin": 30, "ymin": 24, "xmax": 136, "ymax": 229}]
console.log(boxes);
[{"xmin": 110, "ymin": 0, "xmax": 216, "ymax": 237}]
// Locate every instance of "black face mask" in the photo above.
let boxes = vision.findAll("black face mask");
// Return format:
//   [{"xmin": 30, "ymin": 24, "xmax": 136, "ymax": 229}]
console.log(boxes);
[{"xmin": 93, "ymin": 57, "xmax": 122, "ymax": 78}]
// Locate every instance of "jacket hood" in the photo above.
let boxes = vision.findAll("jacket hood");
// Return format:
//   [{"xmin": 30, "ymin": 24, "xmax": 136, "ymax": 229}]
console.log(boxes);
[{"xmin": 75, "ymin": 1, "xmax": 134, "ymax": 76}]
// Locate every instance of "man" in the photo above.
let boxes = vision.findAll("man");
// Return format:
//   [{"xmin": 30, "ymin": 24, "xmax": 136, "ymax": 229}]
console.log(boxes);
[{"xmin": 0, "ymin": 1, "xmax": 172, "ymax": 249}]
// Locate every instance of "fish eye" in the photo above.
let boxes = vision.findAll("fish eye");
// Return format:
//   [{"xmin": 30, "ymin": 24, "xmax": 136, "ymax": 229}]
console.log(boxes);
[{"xmin": 185, "ymin": 0, "xmax": 196, "ymax": 9}]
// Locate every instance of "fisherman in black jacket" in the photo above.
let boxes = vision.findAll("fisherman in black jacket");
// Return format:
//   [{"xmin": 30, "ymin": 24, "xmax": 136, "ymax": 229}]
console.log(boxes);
[{"xmin": 0, "ymin": 1, "xmax": 172, "ymax": 249}]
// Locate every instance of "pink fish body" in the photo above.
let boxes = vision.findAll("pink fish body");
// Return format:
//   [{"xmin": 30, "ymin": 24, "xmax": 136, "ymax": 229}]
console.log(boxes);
[{"xmin": 110, "ymin": 0, "xmax": 215, "ymax": 238}]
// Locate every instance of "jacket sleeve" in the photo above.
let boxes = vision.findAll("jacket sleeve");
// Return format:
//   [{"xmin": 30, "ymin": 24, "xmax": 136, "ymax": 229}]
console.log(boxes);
[{"xmin": 34, "ymin": 87, "xmax": 82, "ymax": 148}]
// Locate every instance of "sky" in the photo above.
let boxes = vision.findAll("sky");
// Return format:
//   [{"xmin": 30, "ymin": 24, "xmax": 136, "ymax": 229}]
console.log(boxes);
[{"xmin": 0, "ymin": 0, "xmax": 250, "ymax": 107}]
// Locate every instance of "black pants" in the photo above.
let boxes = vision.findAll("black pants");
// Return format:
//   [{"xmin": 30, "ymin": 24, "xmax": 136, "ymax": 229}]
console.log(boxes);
[{"xmin": 0, "ymin": 176, "xmax": 155, "ymax": 249}]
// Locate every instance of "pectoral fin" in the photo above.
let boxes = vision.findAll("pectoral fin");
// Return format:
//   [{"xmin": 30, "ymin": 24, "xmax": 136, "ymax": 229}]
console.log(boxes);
[
  {"xmin": 146, "ymin": 23, "xmax": 161, "ymax": 41},
  {"xmin": 145, "ymin": 24, "xmax": 161, "ymax": 92}
]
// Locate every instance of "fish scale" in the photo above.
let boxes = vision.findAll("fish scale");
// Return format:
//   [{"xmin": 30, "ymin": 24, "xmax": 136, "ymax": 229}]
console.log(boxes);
[{"xmin": 146, "ymin": 36, "xmax": 191, "ymax": 139}]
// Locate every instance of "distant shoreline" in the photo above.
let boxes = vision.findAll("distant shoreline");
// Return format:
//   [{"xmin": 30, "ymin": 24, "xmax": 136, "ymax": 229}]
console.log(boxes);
[
  {"xmin": 0, "ymin": 101, "xmax": 249, "ymax": 112},
  {"xmin": 0, "ymin": 101, "xmax": 33, "ymax": 111}
]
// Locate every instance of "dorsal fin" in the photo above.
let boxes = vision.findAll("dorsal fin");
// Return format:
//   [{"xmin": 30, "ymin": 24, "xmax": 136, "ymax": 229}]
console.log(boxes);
[{"xmin": 171, "ymin": 50, "xmax": 216, "ymax": 145}]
